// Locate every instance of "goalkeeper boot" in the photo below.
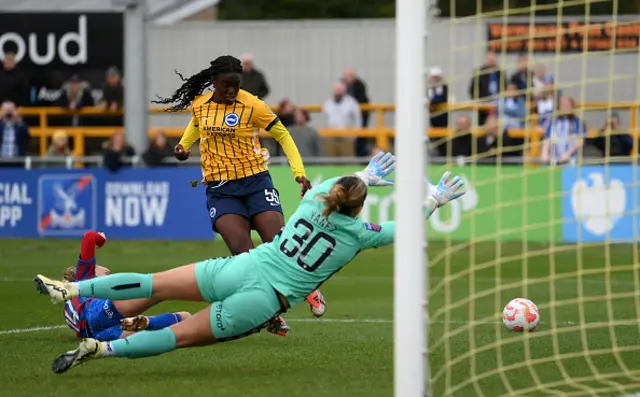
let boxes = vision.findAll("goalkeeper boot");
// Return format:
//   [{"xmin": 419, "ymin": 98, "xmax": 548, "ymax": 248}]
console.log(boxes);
[
  {"xmin": 52, "ymin": 338, "xmax": 105, "ymax": 374},
  {"xmin": 265, "ymin": 315, "xmax": 291, "ymax": 337},
  {"xmin": 121, "ymin": 315, "xmax": 149, "ymax": 332},
  {"xmin": 307, "ymin": 289, "xmax": 326, "ymax": 317},
  {"xmin": 34, "ymin": 274, "xmax": 77, "ymax": 304}
]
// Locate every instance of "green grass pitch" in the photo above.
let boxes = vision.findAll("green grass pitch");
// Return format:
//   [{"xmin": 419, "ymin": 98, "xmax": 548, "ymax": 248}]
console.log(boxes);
[{"xmin": 1, "ymin": 239, "xmax": 640, "ymax": 397}]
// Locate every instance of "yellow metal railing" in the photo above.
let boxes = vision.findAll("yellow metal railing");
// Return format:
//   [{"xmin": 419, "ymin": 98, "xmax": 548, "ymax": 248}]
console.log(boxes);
[{"xmin": 19, "ymin": 102, "xmax": 639, "ymax": 158}]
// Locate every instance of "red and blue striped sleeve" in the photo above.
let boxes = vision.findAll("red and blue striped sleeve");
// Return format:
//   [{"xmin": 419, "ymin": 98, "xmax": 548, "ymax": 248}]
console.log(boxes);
[{"xmin": 74, "ymin": 231, "xmax": 106, "ymax": 281}]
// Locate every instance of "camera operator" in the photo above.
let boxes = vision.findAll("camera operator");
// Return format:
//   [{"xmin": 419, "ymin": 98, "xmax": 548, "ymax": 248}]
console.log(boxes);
[{"xmin": 0, "ymin": 101, "xmax": 31, "ymax": 167}]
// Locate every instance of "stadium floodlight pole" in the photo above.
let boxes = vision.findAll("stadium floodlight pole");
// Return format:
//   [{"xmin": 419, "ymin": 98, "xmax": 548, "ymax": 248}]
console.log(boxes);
[
  {"xmin": 394, "ymin": 0, "xmax": 427, "ymax": 396},
  {"xmin": 119, "ymin": 0, "xmax": 149, "ymax": 155}
]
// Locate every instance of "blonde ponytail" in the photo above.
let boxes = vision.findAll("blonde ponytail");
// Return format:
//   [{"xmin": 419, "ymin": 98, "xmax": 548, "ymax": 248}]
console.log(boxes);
[
  {"xmin": 321, "ymin": 176, "xmax": 367, "ymax": 218},
  {"xmin": 322, "ymin": 184, "xmax": 349, "ymax": 217}
]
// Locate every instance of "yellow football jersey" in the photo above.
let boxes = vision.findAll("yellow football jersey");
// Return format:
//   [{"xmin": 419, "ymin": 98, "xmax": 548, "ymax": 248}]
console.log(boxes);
[{"xmin": 190, "ymin": 89, "xmax": 278, "ymax": 182}]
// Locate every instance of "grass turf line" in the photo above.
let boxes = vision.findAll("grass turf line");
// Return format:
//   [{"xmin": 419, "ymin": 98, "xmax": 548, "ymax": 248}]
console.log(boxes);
[{"xmin": 1, "ymin": 239, "xmax": 640, "ymax": 397}]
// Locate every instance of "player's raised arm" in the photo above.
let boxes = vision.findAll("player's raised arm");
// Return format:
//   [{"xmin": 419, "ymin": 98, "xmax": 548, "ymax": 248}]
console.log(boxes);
[
  {"xmin": 255, "ymin": 101, "xmax": 311, "ymax": 196},
  {"xmin": 358, "ymin": 171, "xmax": 466, "ymax": 250},
  {"xmin": 74, "ymin": 231, "xmax": 107, "ymax": 281},
  {"xmin": 301, "ymin": 152, "xmax": 397, "ymax": 202}
]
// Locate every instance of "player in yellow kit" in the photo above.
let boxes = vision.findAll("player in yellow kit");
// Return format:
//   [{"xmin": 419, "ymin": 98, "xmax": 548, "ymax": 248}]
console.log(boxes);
[{"xmin": 152, "ymin": 55, "xmax": 323, "ymax": 335}]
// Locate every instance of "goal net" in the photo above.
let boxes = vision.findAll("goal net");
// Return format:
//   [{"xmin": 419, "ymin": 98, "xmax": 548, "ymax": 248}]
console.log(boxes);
[{"xmin": 424, "ymin": 0, "xmax": 640, "ymax": 396}]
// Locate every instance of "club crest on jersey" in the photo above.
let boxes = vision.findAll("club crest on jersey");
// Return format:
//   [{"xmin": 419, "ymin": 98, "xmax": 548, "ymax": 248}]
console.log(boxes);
[
  {"xmin": 224, "ymin": 113, "xmax": 239, "ymax": 127},
  {"xmin": 365, "ymin": 223, "xmax": 382, "ymax": 232}
]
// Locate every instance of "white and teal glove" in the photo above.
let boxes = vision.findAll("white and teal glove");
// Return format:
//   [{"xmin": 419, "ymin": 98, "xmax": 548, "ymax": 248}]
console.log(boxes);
[
  {"xmin": 425, "ymin": 171, "xmax": 466, "ymax": 215},
  {"xmin": 354, "ymin": 152, "xmax": 396, "ymax": 187}
]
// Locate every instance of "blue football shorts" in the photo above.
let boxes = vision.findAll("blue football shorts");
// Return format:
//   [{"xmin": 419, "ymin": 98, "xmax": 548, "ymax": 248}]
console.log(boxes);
[
  {"xmin": 85, "ymin": 299, "xmax": 125, "ymax": 341},
  {"xmin": 205, "ymin": 171, "xmax": 283, "ymax": 232}
]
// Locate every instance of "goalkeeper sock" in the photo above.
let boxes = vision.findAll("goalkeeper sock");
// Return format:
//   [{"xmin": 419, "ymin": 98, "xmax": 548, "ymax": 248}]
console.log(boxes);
[
  {"xmin": 105, "ymin": 327, "xmax": 177, "ymax": 358},
  {"xmin": 147, "ymin": 313, "xmax": 182, "ymax": 330},
  {"xmin": 77, "ymin": 273, "xmax": 153, "ymax": 301}
]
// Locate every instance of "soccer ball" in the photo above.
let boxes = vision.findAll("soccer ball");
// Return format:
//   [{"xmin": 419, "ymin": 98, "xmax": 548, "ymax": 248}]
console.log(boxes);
[{"xmin": 502, "ymin": 298, "xmax": 540, "ymax": 332}]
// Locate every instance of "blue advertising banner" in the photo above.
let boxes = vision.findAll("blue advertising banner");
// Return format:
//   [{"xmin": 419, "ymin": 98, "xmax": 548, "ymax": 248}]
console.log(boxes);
[
  {"xmin": 562, "ymin": 165, "xmax": 639, "ymax": 243},
  {"xmin": 0, "ymin": 167, "xmax": 213, "ymax": 240}
]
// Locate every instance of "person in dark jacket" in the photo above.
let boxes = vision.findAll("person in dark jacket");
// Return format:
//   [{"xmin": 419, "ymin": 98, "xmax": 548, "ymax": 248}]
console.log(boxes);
[
  {"xmin": 52, "ymin": 74, "xmax": 95, "ymax": 127},
  {"xmin": 343, "ymin": 67, "xmax": 371, "ymax": 156},
  {"xmin": 240, "ymin": 53, "xmax": 270, "ymax": 99},
  {"xmin": 143, "ymin": 130, "xmax": 174, "ymax": 166},
  {"xmin": 0, "ymin": 101, "xmax": 30, "ymax": 164},
  {"xmin": 100, "ymin": 67, "xmax": 124, "ymax": 111},
  {"xmin": 432, "ymin": 114, "xmax": 477, "ymax": 158},
  {"xmin": 103, "ymin": 131, "xmax": 135, "ymax": 173},
  {"xmin": 510, "ymin": 53, "xmax": 533, "ymax": 100},
  {"xmin": 276, "ymin": 98, "xmax": 296, "ymax": 127},
  {"xmin": 588, "ymin": 113, "xmax": 635, "ymax": 158},
  {"xmin": 0, "ymin": 52, "xmax": 30, "ymax": 107},
  {"xmin": 427, "ymin": 67, "xmax": 449, "ymax": 128},
  {"xmin": 58, "ymin": 74, "xmax": 94, "ymax": 111},
  {"xmin": 468, "ymin": 52, "xmax": 507, "ymax": 125}
]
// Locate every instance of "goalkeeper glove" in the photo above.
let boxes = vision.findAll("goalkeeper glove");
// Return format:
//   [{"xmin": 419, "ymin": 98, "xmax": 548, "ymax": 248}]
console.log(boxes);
[
  {"xmin": 354, "ymin": 152, "xmax": 396, "ymax": 186},
  {"xmin": 425, "ymin": 171, "xmax": 466, "ymax": 215}
]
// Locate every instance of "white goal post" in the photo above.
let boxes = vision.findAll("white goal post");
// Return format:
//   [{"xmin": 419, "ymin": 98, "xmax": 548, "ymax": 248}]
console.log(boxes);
[{"xmin": 393, "ymin": 0, "xmax": 428, "ymax": 396}]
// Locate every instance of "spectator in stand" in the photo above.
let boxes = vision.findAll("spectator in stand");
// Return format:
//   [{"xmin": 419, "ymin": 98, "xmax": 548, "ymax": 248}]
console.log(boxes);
[
  {"xmin": 43, "ymin": 129, "xmax": 71, "ymax": 167},
  {"xmin": 103, "ymin": 131, "xmax": 135, "ymax": 173},
  {"xmin": 143, "ymin": 130, "xmax": 174, "ymax": 167},
  {"xmin": 478, "ymin": 115, "xmax": 500, "ymax": 160},
  {"xmin": 478, "ymin": 114, "xmax": 521, "ymax": 159},
  {"xmin": 433, "ymin": 114, "xmax": 475, "ymax": 158},
  {"xmin": 510, "ymin": 53, "xmax": 533, "ymax": 100},
  {"xmin": 58, "ymin": 74, "xmax": 94, "ymax": 111},
  {"xmin": 0, "ymin": 101, "xmax": 30, "ymax": 165},
  {"xmin": 277, "ymin": 98, "xmax": 296, "ymax": 127},
  {"xmin": 532, "ymin": 64, "xmax": 554, "ymax": 101},
  {"xmin": 54, "ymin": 74, "xmax": 94, "ymax": 127},
  {"xmin": 469, "ymin": 51, "xmax": 507, "ymax": 125},
  {"xmin": 100, "ymin": 66, "xmax": 124, "ymax": 111},
  {"xmin": 536, "ymin": 82, "xmax": 556, "ymax": 130},
  {"xmin": 322, "ymin": 81, "xmax": 362, "ymax": 157},
  {"xmin": 498, "ymin": 83, "xmax": 526, "ymax": 131},
  {"xmin": 427, "ymin": 67, "xmax": 449, "ymax": 128},
  {"xmin": 588, "ymin": 112, "xmax": 634, "ymax": 158},
  {"xmin": 342, "ymin": 67, "xmax": 371, "ymax": 156},
  {"xmin": 0, "ymin": 52, "xmax": 30, "ymax": 107},
  {"xmin": 46, "ymin": 130, "xmax": 71, "ymax": 158},
  {"xmin": 540, "ymin": 95, "xmax": 586, "ymax": 165},
  {"xmin": 288, "ymin": 108, "xmax": 323, "ymax": 158},
  {"xmin": 260, "ymin": 98, "xmax": 296, "ymax": 156},
  {"xmin": 240, "ymin": 53, "xmax": 270, "ymax": 100}
]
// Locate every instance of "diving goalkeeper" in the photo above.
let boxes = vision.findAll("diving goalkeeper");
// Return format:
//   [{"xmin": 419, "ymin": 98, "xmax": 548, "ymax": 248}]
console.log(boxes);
[{"xmin": 34, "ymin": 153, "xmax": 465, "ymax": 374}]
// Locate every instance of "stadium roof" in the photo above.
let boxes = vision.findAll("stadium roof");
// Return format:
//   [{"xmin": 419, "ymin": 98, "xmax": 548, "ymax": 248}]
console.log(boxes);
[
  {"xmin": 0, "ymin": 0, "xmax": 219, "ymax": 22},
  {"xmin": 1, "ymin": 0, "xmax": 121, "ymax": 12}
]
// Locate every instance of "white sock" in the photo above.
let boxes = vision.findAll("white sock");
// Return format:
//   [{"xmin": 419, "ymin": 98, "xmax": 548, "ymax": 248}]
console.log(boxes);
[{"xmin": 103, "ymin": 342, "xmax": 116, "ymax": 357}]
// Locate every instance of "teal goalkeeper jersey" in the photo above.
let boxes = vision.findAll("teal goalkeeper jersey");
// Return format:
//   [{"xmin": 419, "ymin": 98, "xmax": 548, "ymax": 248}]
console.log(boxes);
[{"xmin": 252, "ymin": 177, "xmax": 395, "ymax": 308}]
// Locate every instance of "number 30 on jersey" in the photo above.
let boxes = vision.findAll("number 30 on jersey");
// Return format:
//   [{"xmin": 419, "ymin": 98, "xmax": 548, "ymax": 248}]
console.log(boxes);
[{"xmin": 279, "ymin": 219, "xmax": 336, "ymax": 272}]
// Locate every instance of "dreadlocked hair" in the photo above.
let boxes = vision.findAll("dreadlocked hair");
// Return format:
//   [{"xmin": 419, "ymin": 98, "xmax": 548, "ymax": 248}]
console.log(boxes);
[{"xmin": 152, "ymin": 55, "xmax": 243, "ymax": 112}]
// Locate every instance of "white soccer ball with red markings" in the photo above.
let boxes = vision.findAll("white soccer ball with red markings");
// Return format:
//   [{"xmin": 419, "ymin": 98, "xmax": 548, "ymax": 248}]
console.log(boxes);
[{"xmin": 502, "ymin": 298, "xmax": 540, "ymax": 332}]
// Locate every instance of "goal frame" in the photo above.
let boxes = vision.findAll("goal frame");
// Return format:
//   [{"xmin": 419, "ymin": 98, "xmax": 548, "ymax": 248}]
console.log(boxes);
[{"xmin": 394, "ymin": 0, "xmax": 429, "ymax": 396}]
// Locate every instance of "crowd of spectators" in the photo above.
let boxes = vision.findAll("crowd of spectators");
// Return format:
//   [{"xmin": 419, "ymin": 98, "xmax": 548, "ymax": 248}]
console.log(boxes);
[
  {"xmin": 0, "ymin": 47, "xmax": 636, "ymax": 169},
  {"xmin": 430, "ymin": 51, "xmax": 636, "ymax": 165}
]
